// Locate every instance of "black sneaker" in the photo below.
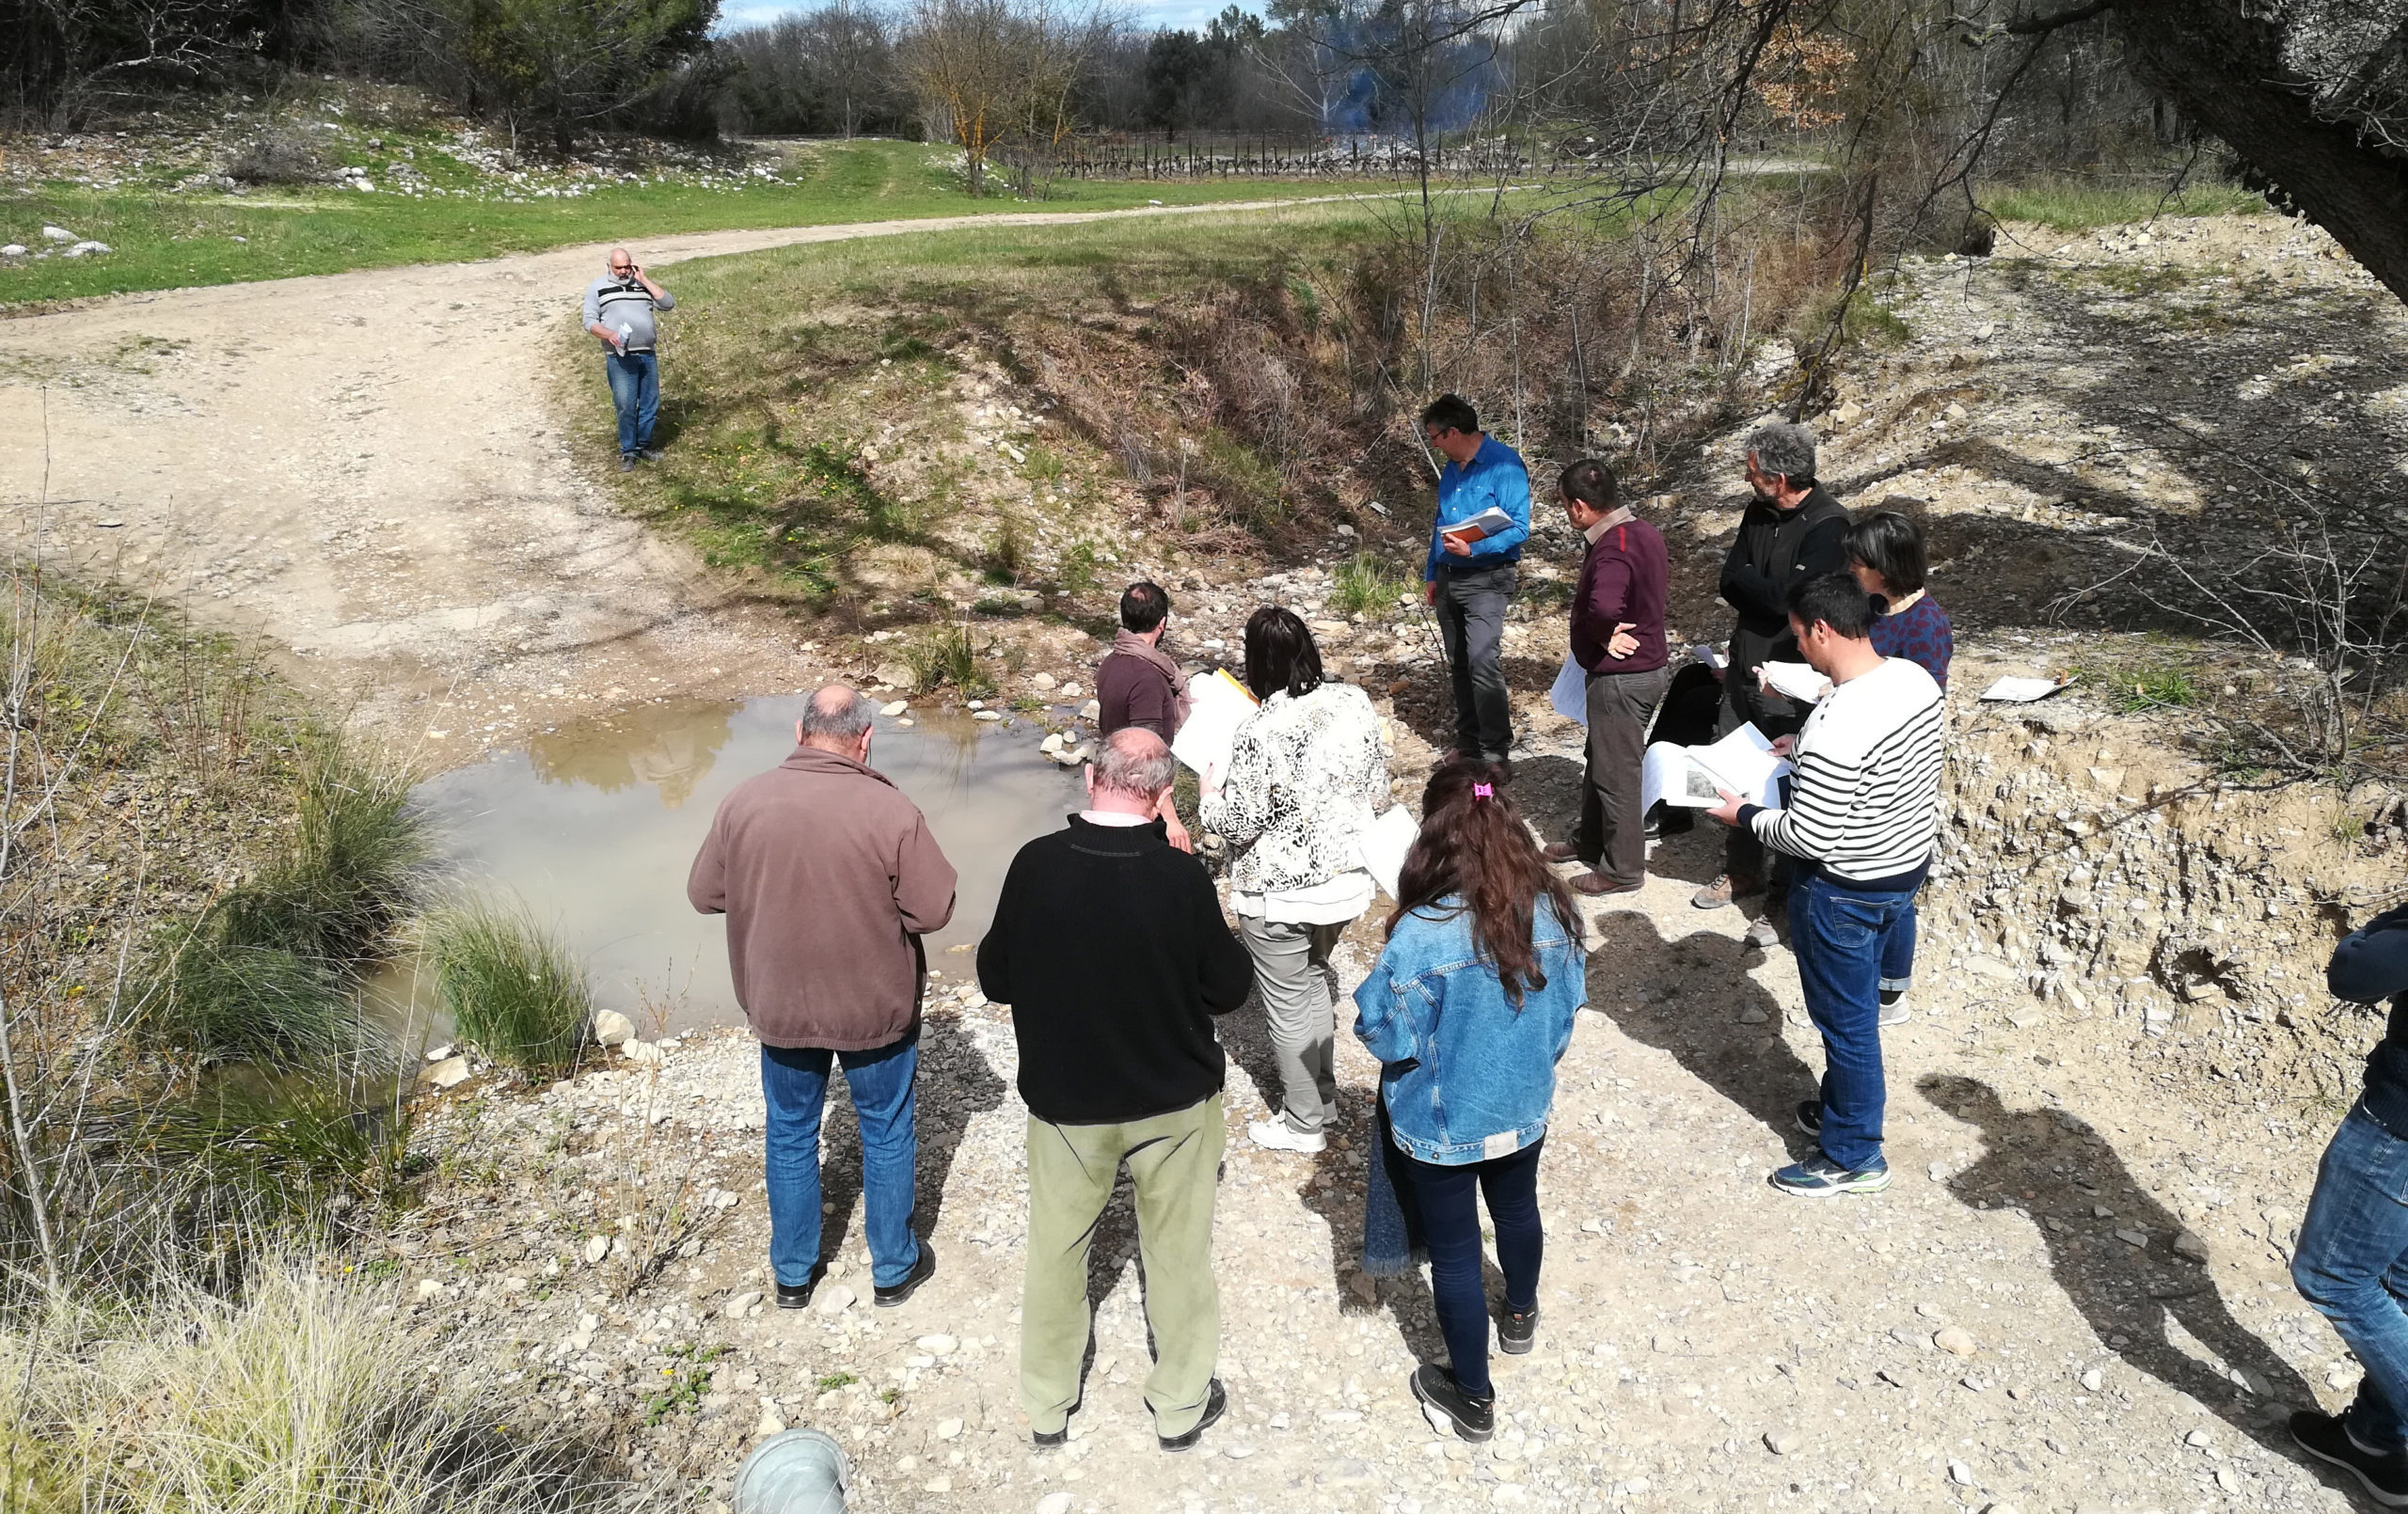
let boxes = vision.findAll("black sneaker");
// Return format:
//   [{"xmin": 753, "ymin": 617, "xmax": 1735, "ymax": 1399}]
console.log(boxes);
[
  {"xmin": 774, "ymin": 1268, "xmax": 823, "ymax": 1310},
  {"xmin": 1410, "ymin": 1364, "xmax": 1495, "ymax": 1443},
  {"xmin": 1498, "ymin": 1304, "xmax": 1538, "ymax": 1355},
  {"xmin": 873, "ymin": 1240, "xmax": 935, "ymax": 1308},
  {"xmin": 617, "ymin": 453, "xmax": 636, "ymax": 472},
  {"xmin": 1795, "ymin": 1100, "xmax": 1822, "ymax": 1137},
  {"xmin": 2292, "ymin": 1409, "xmax": 2408, "ymax": 1506},
  {"xmin": 1156, "ymin": 1378, "xmax": 1227, "ymax": 1453}
]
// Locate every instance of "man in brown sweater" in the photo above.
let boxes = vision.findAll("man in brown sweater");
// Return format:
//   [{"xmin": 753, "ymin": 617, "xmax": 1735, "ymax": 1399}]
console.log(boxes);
[
  {"xmin": 1544, "ymin": 459, "xmax": 1670, "ymax": 897},
  {"xmin": 688, "ymin": 684, "xmax": 958, "ymax": 1311}
]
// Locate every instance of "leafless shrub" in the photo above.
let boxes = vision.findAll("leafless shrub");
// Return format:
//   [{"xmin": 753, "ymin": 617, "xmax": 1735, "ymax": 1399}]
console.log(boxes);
[{"xmin": 225, "ymin": 130, "xmax": 329, "ymax": 185}]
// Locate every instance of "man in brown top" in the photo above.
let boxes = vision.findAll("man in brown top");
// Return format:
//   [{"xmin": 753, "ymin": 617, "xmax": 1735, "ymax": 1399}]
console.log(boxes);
[
  {"xmin": 689, "ymin": 684, "xmax": 958, "ymax": 1311},
  {"xmin": 1095, "ymin": 580, "xmax": 1193, "ymax": 850}
]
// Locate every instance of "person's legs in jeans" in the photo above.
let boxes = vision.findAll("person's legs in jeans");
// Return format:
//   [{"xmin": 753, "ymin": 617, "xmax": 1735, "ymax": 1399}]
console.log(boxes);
[
  {"xmin": 1403, "ymin": 1157, "xmax": 1492, "ymax": 1397},
  {"xmin": 631, "ymin": 351, "xmax": 660, "ymax": 451},
  {"xmin": 604, "ymin": 354, "xmax": 641, "ymax": 457},
  {"xmin": 1241, "ymin": 915, "xmax": 1338, "ymax": 1133},
  {"xmin": 1477, "ymin": 1141, "xmax": 1545, "ymax": 1317},
  {"xmin": 836, "ymin": 1032, "xmax": 922, "ymax": 1287},
  {"xmin": 1880, "ymin": 888, "xmax": 1920, "ymax": 1000},
  {"xmin": 760, "ymin": 1044, "xmax": 835, "ymax": 1288},
  {"xmin": 1125, "ymin": 1095, "xmax": 1227, "ymax": 1435},
  {"xmin": 1788, "ymin": 875, "xmax": 1897, "ymax": 1170},
  {"xmin": 1443, "ymin": 568, "xmax": 1515, "ymax": 761},
  {"xmin": 1574, "ymin": 666, "xmax": 1668, "ymax": 884},
  {"xmin": 1021, "ymin": 1114, "xmax": 1125, "ymax": 1434},
  {"xmin": 2294, "ymin": 1105, "xmax": 2408, "ymax": 1452}
]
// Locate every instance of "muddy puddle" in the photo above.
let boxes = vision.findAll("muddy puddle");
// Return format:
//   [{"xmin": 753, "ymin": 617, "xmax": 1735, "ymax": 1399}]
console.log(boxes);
[{"xmin": 382, "ymin": 695, "xmax": 1082, "ymax": 1041}]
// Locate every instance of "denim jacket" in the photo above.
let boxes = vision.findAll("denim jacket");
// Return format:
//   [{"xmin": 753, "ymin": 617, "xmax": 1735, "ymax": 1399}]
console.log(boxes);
[{"xmin": 1351, "ymin": 896, "xmax": 1586, "ymax": 1165}]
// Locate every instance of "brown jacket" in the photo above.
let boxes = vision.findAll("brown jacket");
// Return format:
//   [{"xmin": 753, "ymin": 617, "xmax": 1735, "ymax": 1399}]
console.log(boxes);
[{"xmin": 688, "ymin": 744, "xmax": 958, "ymax": 1050}]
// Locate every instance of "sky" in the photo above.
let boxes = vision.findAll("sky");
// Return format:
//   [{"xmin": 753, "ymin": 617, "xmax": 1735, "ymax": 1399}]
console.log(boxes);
[{"xmin": 715, "ymin": 0, "xmax": 1240, "ymax": 37}]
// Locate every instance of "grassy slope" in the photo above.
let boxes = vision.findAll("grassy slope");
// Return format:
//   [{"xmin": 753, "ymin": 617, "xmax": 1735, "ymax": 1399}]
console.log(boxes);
[{"xmin": 0, "ymin": 138, "xmax": 1363, "ymax": 307}]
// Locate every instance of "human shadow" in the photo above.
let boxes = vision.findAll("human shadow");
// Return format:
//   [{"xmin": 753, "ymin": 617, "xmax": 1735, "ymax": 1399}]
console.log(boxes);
[
  {"xmin": 814, "ymin": 1006, "xmax": 1008, "ymax": 1269},
  {"xmin": 1918, "ymin": 1074, "xmax": 2326, "ymax": 1471},
  {"xmin": 1590, "ymin": 910, "xmax": 1813, "ymax": 1156}
]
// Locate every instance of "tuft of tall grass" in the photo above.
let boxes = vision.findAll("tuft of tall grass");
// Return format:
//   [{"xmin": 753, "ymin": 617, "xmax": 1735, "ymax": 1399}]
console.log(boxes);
[
  {"xmin": 137, "ymin": 930, "xmax": 370, "ymax": 1069},
  {"xmin": 0, "ymin": 1262, "xmax": 618, "ymax": 1513},
  {"xmin": 904, "ymin": 624, "xmax": 995, "ymax": 699},
  {"xmin": 1331, "ymin": 552, "xmax": 1412, "ymax": 619},
  {"xmin": 217, "ymin": 733, "xmax": 427, "ymax": 966},
  {"xmin": 421, "ymin": 899, "xmax": 593, "ymax": 1075}
]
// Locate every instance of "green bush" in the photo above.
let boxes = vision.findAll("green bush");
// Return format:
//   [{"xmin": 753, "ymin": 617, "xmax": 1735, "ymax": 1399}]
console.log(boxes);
[{"xmin": 421, "ymin": 899, "xmax": 593, "ymax": 1075}]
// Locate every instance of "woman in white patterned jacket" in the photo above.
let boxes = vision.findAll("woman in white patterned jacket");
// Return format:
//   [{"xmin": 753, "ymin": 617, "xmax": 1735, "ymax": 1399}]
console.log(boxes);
[{"xmin": 1201, "ymin": 607, "xmax": 1390, "ymax": 1156}]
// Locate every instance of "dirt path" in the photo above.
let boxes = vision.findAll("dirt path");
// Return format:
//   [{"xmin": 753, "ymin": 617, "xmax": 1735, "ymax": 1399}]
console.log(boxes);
[{"xmin": 0, "ymin": 196, "xmax": 1364, "ymax": 758}]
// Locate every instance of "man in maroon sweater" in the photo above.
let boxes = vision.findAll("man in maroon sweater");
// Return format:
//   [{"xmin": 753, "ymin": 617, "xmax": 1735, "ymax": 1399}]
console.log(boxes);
[{"xmin": 1542, "ymin": 459, "xmax": 1669, "ymax": 897}]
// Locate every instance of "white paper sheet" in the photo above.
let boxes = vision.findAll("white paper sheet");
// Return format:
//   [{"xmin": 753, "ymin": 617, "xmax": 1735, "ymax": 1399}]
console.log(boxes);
[
  {"xmin": 1169, "ymin": 669, "xmax": 1259, "ymax": 777},
  {"xmin": 1640, "ymin": 724, "xmax": 1790, "ymax": 811},
  {"xmin": 1978, "ymin": 674, "xmax": 2067, "ymax": 703},
  {"xmin": 1759, "ymin": 660, "xmax": 1831, "ymax": 704},
  {"xmin": 1687, "ymin": 643, "xmax": 1729, "ymax": 670},
  {"xmin": 1548, "ymin": 653, "xmax": 1588, "ymax": 724},
  {"xmin": 1354, "ymin": 806, "xmax": 1421, "ymax": 900}
]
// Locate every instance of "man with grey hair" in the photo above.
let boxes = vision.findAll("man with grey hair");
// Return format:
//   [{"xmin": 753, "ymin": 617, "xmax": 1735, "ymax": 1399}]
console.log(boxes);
[
  {"xmin": 1696, "ymin": 420, "xmax": 1849, "ymax": 915},
  {"xmin": 582, "ymin": 246, "xmax": 674, "ymax": 471},
  {"xmin": 689, "ymin": 684, "xmax": 957, "ymax": 1313},
  {"xmin": 979, "ymin": 726, "xmax": 1254, "ymax": 1455}
]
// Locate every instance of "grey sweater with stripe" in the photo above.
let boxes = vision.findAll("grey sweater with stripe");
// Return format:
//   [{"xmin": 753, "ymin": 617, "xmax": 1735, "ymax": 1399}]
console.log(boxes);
[
  {"xmin": 1742, "ymin": 654, "xmax": 1944, "ymax": 888},
  {"xmin": 581, "ymin": 276, "xmax": 674, "ymax": 352}
]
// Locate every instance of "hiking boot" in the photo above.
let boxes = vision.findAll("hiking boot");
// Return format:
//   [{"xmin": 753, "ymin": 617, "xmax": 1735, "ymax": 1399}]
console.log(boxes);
[
  {"xmin": 1541, "ymin": 842, "xmax": 1583, "ymax": 863},
  {"xmin": 618, "ymin": 453, "xmax": 636, "ymax": 472},
  {"xmin": 1794, "ymin": 1100, "xmax": 1822, "ymax": 1137},
  {"xmin": 1771, "ymin": 1153, "xmax": 1892, "ymax": 1197},
  {"xmin": 2292, "ymin": 1409, "xmax": 2408, "ymax": 1506},
  {"xmin": 1878, "ymin": 988, "xmax": 1910, "ymax": 1027},
  {"xmin": 1497, "ymin": 1304, "xmax": 1539, "ymax": 1356},
  {"xmin": 1692, "ymin": 873, "xmax": 1760, "ymax": 910},
  {"xmin": 1248, "ymin": 1119, "xmax": 1325, "ymax": 1155},
  {"xmin": 1742, "ymin": 913, "xmax": 1780, "ymax": 949},
  {"xmin": 1569, "ymin": 873, "xmax": 1640, "ymax": 897},
  {"xmin": 873, "ymin": 1240, "xmax": 936, "ymax": 1307},
  {"xmin": 1410, "ymin": 1364, "xmax": 1495, "ymax": 1443},
  {"xmin": 1157, "ymin": 1379, "xmax": 1228, "ymax": 1453}
]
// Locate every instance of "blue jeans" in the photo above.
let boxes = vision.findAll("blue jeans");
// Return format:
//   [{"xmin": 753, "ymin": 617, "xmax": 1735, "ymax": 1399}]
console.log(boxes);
[
  {"xmin": 1787, "ymin": 872, "xmax": 1916, "ymax": 1170},
  {"xmin": 761, "ymin": 1033, "xmax": 921, "ymax": 1289},
  {"xmin": 2294, "ymin": 1103, "xmax": 2408, "ymax": 1452},
  {"xmin": 604, "ymin": 350, "xmax": 658, "ymax": 455},
  {"xmin": 1881, "ymin": 890, "xmax": 1920, "ymax": 996},
  {"xmin": 1403, "ymin": 1139, "xmax": 1545, "ymax": 1399}
]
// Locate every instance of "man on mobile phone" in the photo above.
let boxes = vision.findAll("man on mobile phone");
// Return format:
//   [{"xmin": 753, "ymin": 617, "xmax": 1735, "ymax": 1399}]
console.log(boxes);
[{"xmin": 582, "ymin": 247, "xmax": 675, "ymax": 472}]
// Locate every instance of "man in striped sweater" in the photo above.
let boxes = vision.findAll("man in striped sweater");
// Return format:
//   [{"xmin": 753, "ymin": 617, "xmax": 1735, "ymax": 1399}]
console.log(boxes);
[{"xmin": 1708, "ymin": 573, "xmax": 1943, "ymax": 1197}]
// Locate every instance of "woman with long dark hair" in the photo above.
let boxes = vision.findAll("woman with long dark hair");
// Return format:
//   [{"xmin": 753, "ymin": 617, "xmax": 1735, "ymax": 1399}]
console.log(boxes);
[
  {"xmin": 1201, "ymin": 607, "xmax": 1390, "ymax": 1156},
  {"xmin": 1352, "ymin": 761, "xmax": 1587, "ymax": 1443}
]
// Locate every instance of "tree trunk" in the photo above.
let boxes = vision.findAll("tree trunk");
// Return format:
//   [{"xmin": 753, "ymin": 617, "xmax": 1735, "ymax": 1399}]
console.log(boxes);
[{"xmin": 2117, "ymin": 0, "xmax": 2408, "ymax": 306}]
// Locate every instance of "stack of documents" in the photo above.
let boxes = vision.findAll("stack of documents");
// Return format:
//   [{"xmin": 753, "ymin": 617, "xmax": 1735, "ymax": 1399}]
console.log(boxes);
[
  {"xmin": 1170, "ymin": 669, "xmax": 1259, "ymax": 777},
  {"xmin": 1640, "ymin": 722, "xmax": 1790, "ymax": 812}
]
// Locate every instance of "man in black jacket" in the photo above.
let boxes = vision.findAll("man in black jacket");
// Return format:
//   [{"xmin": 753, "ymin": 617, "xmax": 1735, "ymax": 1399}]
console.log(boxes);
[
  {"xmin": 1696, "ymin": 419, "xmax": 1849, "ymax": 912},
  {"xmin": 978, "ymin": 728, "xmax": 1255, "ymax": 1457},
  {"xmin": 2290, "ymin": 899, "xmax": 2408, "ymax": 1505}
]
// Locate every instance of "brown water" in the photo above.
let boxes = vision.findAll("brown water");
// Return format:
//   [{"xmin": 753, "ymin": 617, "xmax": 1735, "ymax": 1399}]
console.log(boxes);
[{"xmin": 384, "ymin": 696, "xmax": 1083, "ymax": 1040}]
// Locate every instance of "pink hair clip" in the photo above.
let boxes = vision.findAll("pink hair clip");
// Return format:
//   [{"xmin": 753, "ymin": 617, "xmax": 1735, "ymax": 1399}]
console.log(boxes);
[{"xmin": 1471, "ymin": 782, "xmax": 1494, "ymax": 799}]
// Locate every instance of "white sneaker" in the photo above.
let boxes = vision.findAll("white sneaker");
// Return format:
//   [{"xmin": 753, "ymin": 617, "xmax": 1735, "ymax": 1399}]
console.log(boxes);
[
  {"xmin": 1878, "ymin": 990, "xmax": 1910, "ymax": 1028},
  {"xmin": 1248, "ymin": 1120, "xmax": 1326, "ymax": 1155}
]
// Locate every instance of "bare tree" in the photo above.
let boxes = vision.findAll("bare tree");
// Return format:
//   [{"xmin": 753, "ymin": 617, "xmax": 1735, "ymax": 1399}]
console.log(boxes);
[{"xmin": 900, "ymin": 0, "xmax": 1110, "ymax": 195}]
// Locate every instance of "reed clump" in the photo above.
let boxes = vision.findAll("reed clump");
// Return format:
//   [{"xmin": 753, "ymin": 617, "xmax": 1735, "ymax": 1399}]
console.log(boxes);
[{"xmin": 421, "ymin": 897, "xmax": 593, "ymax": 1076}]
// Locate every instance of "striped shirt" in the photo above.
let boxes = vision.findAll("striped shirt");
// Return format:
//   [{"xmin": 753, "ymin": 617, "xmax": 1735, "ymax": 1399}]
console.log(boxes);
[{"xmin": 1741, "ymin": 655, "xmax": 1943, "ymax": 888}]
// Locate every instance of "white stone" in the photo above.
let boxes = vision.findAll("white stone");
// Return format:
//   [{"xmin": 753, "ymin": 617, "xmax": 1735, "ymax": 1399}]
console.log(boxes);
[
  {"xmin": 2185, "ymin": 1427, "xmax": 2213, "ymax": 1447},
  {"xmin": 1031, "ymin": 672, "xmax": 1056, "ymax": 691},
  {"xmin": 1934, "ymin": 1327, "xmax": 1976, "ymax": 1357},
  {"xmin": 974, "ymin": 709, "xmax": 1003, "ymax": 722},
  {"xmin": 1036, "ymin": 1495, "xmax": 1072, "ymax": 1514},
  {"xmin": 424, "ymin": 1043, "xmax": 453, "ymax": 1062},
  {"xmin": 593, "ymin": 1010, "xmax": 635, "ymax": 1047},
  {"xmin": 936, "ymin": 1417, "xmax": 963, "ymax": 1439},
  {"xmin": 584, "ymin": 1235, "xmax": 610, "ymax": 1265},
  {"xmin": 621, "ymin": 1039, "xmax": 664, "ymax": 1065},
  {"xmin": 816, "ymin": 1285, "xmax": 857, "ymax": 1315},
  {"xmin": 0, "ymin": 245, "xmax": 24, "ymax": 258},
  {"xmin": 416, "ymin": 1278, "xmax": 443, "ymax": 1300},
  {"xmin": 1040, "ymin": 733, "xmax": 1064, "ymax": 754},
  {"xmin": 881, "ymin": 700, "xmax": 910, "ymax": 717},
  {"xmin": 1078, "ymin": 700, "xmax": 1101, "ymax": 722},
  {"xmin": 916, "ymin": 1333, "xmax": 959, "ymax": 1355},
  {"xmin": 1765, "ymin": 1428, "xmax": 1801, "ymax": 1455},
  {"xmin": 2080, "ymin": 1368, "xmax": 2104, "ymax": 1392},
  {"xmin": 2173, "ymin": 1229, "xmax": 2210, "ymax": 1263},
  {"xmin": 40, "ymin": 226, "xmax": 73, "ymax": 242},
  {"xmin": 755, "ymin": 1407, "xmax": 786, "ymax": 1437},
  {"xmin": 67, "ymin": 241, "xmax": 110, "ymax": 257},
  {"xmin": 1948, "ymin": 1459, "xmax": 1973, "ymax": 1485},
  {"xmin": 724, "ymin": 1290, "xmax": 760, "ymax": 1318},
  {"xmin": 1061, "ymin": 683, "xmax": 1081, "ymax": 698},
  {"xmin": 421, "ymin": 1055, "xmax": 470, "ymax": 1089}
]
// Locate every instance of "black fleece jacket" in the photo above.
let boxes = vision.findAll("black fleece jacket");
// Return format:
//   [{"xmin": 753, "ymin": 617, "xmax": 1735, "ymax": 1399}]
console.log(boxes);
[
  {"xmin": 978, "ymin": 815, "xmax": 1255, "ymax": 1125},
  {"xmin": 2333, "ymin": 901, "xmax": 2408, "ymax": 1135}
]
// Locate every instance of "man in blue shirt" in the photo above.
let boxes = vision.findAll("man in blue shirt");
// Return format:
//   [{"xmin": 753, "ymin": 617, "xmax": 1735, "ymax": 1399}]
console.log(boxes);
[{"xmin": 1420, "ymin": 394, "xmax": 1531, "ymax": 766}]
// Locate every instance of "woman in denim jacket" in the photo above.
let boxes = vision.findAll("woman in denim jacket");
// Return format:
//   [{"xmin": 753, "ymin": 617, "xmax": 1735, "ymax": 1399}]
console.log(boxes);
[{"xmin": 1352, "ymin": 762, "xmax": 1587, "ymax": 1442}]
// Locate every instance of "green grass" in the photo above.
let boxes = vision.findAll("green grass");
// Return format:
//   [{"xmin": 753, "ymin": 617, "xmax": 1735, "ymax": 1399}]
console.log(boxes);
[
  {"xmin": 2068, "ymin": 647, "xmax": 2204, "ymax": 713},
  {"xmin": 1981, "ymin": 174, "xmax": 2269, "ymax": 230},
  {"xmin": 904, "ymin": 624, "xmax": 995, "ymax": 699},
  {"xmin": 1331, "ymin": 551, "xmax": 1415, "ymax": 618},
  {"xmin": 0, "ymin": 139, "xmax": 1357, "ymax": 306},
  {"xmin": 216, "ymin": 733, "xmax": 426, "ymax": 966},
  {"xmin": 141, "ymin": 932, "xmax": 362, "ymax": 1069},
  {"xmin": 420, "ymin": 898, "xmax": 593, "ymax": 1075}
]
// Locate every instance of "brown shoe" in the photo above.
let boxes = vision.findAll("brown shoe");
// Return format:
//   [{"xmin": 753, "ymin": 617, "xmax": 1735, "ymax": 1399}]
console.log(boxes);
[
  {"xmin": 1569, "ymin": 873, "xmax": 1640, "ymax": 896},
  {"xmin": 1541, "ymin": 842, "xmax": 1583, "ymax": 863},
  {"xmin": 1691, "ymin": 873, "xmax": 1762, "ymax": 910}
]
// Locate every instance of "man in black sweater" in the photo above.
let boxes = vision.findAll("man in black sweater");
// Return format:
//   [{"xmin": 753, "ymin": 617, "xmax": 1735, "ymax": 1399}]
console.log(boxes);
[
  {"xmin": 978, "ymin": 727, "xmax": 1254, "ymax": 1457},
  {"xmin": 1697, "ymin": 419, "xmax": 1849, "ymax": 914},
  {"xmin": 2290, "ymin": 899, "xmax": 2408, "ymax": 1505}
]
